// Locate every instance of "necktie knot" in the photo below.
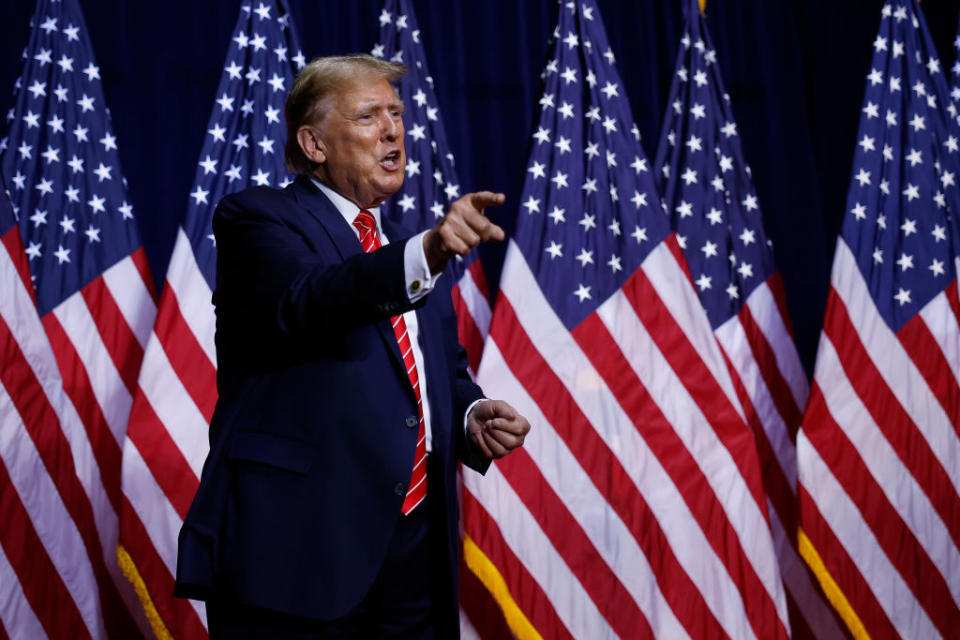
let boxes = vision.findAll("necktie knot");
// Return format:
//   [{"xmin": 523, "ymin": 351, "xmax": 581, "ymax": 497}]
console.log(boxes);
[{"xmin": 353, "ymin": 210, "xmax": 380, "ymax": 253}]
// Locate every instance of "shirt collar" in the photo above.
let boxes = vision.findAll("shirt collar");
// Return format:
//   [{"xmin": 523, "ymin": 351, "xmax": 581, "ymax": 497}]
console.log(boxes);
[{"xmin": 310, "ymin": 177, "xmax": 382, "ymax": 235}]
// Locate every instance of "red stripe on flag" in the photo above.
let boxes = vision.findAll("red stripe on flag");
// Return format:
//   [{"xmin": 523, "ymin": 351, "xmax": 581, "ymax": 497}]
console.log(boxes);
[
  {"xmin": 766, "ymin": 273, "xmax": 797, "ymax": 339},
  {"xmin": 80, "ymin": 277, "xmax": 144, "ymax": 396},
  {"xmin": 462, "ymin": 490, "xmax": 573, "ymax": 640},
  {"xmin": 467, "ymin": 258, "xmax": 490, "ymax": 301},
  {"xmin": 0, "ymin": 457, "xmax": 90, "ymax": 639},
  {"xmin": 822, "ymin": 289, "xmax": 960, "ymax": 550},
  {"xmin": 0, "ymin": 314, "xmax": 139, "ymax": 638},
  {"xmin": 898, "ymin": 312, "xmax": 960, "ymax": 436},
  {"xmin": 125, "ymin": 391, "xmax": 200, "ymax": 519},
  {"xmin": 1, "ymin": 229, "xmax": 35, "ymax": 307},
  {"xmin": 153, "ymin": 285, "xmax": 217, "ymax": 422},
  {"xmin": 798, "ymin": 484, "xmax": 898, "ymax": 639},
  {"xmin": 946, "ymin": 279, "xmax": 960, "ymax": 328},
  {"xmin": 40, "ymin": 313, "xmax": 123, "ymax": 512},
  {"xmin": 490, "ymin": 296, "xmax": 729, "ymax": 640},
  {"xmin": 737, "ymin": 296, "xmax": 804, "ymax": 434},
  {"xmin": 495, "ymin": 448, "xmax": 654, "ymax": 638},
  {"xmin": 718, "ymin": 346, "xmax": 796, "ymax": 534},
  {"xmin": 120, "ymin": 499, "xmax": 208, "ymax": 639},
  {"xmin": 572, "ymin": 311, "xmax": 782, "ymax": 640},
  {"xmin": 623, "ymin": 266, "xmax": 771, "ymax": 516},
  {"xmin": 803, "ymin": 384, "xmax": 960, "ymax": 636},
  {"xmin": 130, "ymin": 247, "xmax": 159, "ymax": 303},
  {"xmin": 451, "ymin": 283, "xmax": 485, "ymax": 374}
]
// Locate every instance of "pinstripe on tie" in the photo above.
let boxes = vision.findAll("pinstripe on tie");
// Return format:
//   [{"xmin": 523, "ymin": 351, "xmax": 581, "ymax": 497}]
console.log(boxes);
[{"xmin": 353, "ymin": 210, "xmax": 426, "ymax": 514}]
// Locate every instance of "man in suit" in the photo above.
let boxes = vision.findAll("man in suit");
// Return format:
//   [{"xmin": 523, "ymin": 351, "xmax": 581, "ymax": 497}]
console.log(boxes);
[{"xmin": 174, "ymin": 54, "xmax": 530, "ymax": 638}]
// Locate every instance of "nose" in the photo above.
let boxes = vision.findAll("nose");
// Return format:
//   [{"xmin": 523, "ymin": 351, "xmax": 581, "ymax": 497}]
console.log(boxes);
[{"xmin": 380, "ymin": 111, "xmax": 401, "ymax": 141}]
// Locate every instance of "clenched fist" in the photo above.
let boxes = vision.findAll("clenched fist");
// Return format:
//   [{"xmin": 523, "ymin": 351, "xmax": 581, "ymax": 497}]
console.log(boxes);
[
  {"xmin": 422, "ymin": 191, "xmax": 505, "ymax": 273},
  {"xmin": 466, "ymin": 399, "xmax": 530, "ymax": 460}
]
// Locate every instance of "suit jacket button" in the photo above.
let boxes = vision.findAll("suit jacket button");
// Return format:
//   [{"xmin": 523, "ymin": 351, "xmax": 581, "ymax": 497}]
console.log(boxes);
[
  {"xmin": 405, "ymin": 415, "xmax": 418, "ymax": 428},
  {"xmin": 394, "ymin": 482, "xmax": 406, "ymax": 496}
]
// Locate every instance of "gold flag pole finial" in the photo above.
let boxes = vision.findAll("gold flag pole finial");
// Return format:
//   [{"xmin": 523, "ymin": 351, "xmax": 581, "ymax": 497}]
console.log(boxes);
[{"xmin": 698, "ymin": 0, "xmax": 706, "ymax": 14}]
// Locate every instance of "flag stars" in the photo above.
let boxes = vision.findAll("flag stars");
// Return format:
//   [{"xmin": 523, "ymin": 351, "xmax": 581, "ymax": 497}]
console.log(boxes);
[
  {"xmin": 941, "ymin": 171, "xmax": 955, "ymax": 187},
  {"xmin": 118, "ymin": 201, "xmax": 134, "ymax": 220},
  {"xmin": 444, "ymin": 183, "xmax": 460, "ymax": 200},
  {"xmin": 579, "ymin": 213, "xmax": 596, "ymax": 231},
  {"xmin": 523, "ymin": 196, "xmax": 540, "ymax": 214},
  {"xmin": 398, "ymin": 194, "xmax": 416, "ymax": 212},
  {"xmin": 17, "ymin": 142, "xmax": 31, "ymax": 159},
  {"xmin": 872, "ymin": 248, "xmax": 883, "ymax": 264},
  {"xmin": 558, "ymin": 101, "xmax": 574, "ymax": 119},
  {"xmin": 47, "ymin": 114, "xmax": 64, "ymax": 133},
  {"xmin": 225, "ymin": 164, "xmax": 242, "ymax": 182},
  {"xmin": 686, "ymin": 135, "xmax": 703, "ymax": 152},
  {"xmin": 631, "ymin": 226, "xmax": 647, "ymax": 243},
  {"xmin": 721, "ymin": 121, "xmax": 737, "ymax": 138},
  {"xmin": 929, "ymin": 259, "xmax": 946, "ymax": 277},
  {"xmin": 217, "ymin": 93, "xmax": 235, "ymax": 112},
  {"xmin": 35, "ymin": 48, "xmax": 53, "ymax": 65},
  {"xmin": 88, "ymin": 194, "xmax": 106, "ymax": 213},
  {"xmin": 897, "ymin": 253, "xmax": 914, "ymax": 271},
  {"xmin": 900, "ymin": 218, "xmax": 917, "ymax": 236},
  {"xmin": 862, "ymin": 102, "xmax": 879, "ymax": 118},
  {"xmin": 574, "ymin": 284, "xmax": 591, "ymax": 302},
  {"xmin": 23, "ymin": 111, "xmax": 39, "ymax": 128},
  {"xmin": 737, "ymin": 262, "xmax": 754, "ymax": 279},
  {"xmin": 545, "ymin": 241, "xmax": 563, "ymax": 259},
  {"xmin": 25, "ymin": 241, "xmax": 41, "ymax": 259},
  {"xmin": 585, "ymin": 142, "xmax": 600, "ymax": 159},
  {"xmin": 68, "ymin": 155, "xmax": 84, "ymax": 173},
  {"xmin": 551, "ymin": 171, "xmax": 569, "ymax": 189},
  {"xmin": 199, "ymin": 155, "xmax": 217, "ymax": 174},
  {"xmin": 528, "ymin": 161, "xmax": 546, "ymax": 179},
  {"xmin": 851, "ymin": 202, "xmax": 867, "ymax": 220},
  {"xmin": 268, "ymin": 73, "xmax": 285, "ymax": 92},
  {"xmin": 93, "ymin": 163, "xmax": 112, "ymax": 182},
  {"xmin": 607, "ymin": 255, "xmax": 622, "ymax": 272},
  {"xmin": 233, "ymin": 133, "xmax": 249, "ymax": 150},
  {"xmin": 946, "ymin": 136, "xmax": 959, "ymax": 153},
  {"xmin": 191, "ymin": 185, "xmax": 210, "ymax": 205},
  {"xmin": 35, "ymin": 178, "xmax": 54, "ymax": 197},
  {"xmin": 100, "ymin": 132, "xmax": 117, "ymax": 151},
  {"xmin": 27, "ymin": 80, "xmax": 46, "ymax": 98},
  {"xmin": 65, "ymin": 186, "xmax": 79, "ymax": 202},
  {"xmin": 858, "ymin": 135, "xmax": 875, "ymax": 152},
  {"xmin": 681, "ymin": 167, "xmax": 698, "ymax": 185},
  {"xmin": 676, "ymin": 201, "xmax": 694, "ymax": 218},
  {"xmin": 631, "ymin": 190, "xmax": 647, "ymax": 208},
  {"xmin": 225, "ymin": 61, "xmax": 242, "ymax": 79},
  {"xmin": 258, "ymin": 136, "xmax": 275, "ymax": 154},
  {"xmin": 409, "ymin": 124, "xmax": 426, "ymax": 141},
  {"xmin": 265, "ymin": 105, "xmax": 281, "ymax": 124},
  {"xmin": 548, "ymin": 206, "xmax": 565, "ymax": 224},
  {"xmin": 250, "ymin": 34, "xmax": 267, "ymax": 51},
  {"xmin": 600, "ymin": 82, "xmax": 619, "ymax": 99},
  {"xmin": 602, "ymin": 116, "xmax": 617, "ymax": 133},
  {"xmin": 742, "ymin": 194, "xmax": 759, "ymax": 211},
  {"xmin": 563, "ymin": 32, "xmax": 579, "ymax": 49},
  {"xmin": 561, "ymin": 67, "xmax": 578, "ymax": 84},
  {"xmin": 53, "ymin": 245, "xmax": 71, "ymax": 265},
  {"xmin": 41, "ymin": 145, "xmax": 60, "ymax": 164},
  {"xmin": 902, "ymin": 183, "xmax": 920, "ymax": 201},
  {"xmin": 908, "ymin": 114, "xmax": 925, "ymax": 132},
  {"xmin": 83, "ymin": 62, "xmax": 100, "ymax": 81},
  {"xmin": 64, "ymin": 24, "xmax": 79, "ymax": 41},
  {"xmin": 609, "ymin": 219, "xmax": 621, "ymax": 236},
  {"xmin": 533, "ymin": 127, "xmax": 551, "ymax": 144},
  {"xmin": 701, "ymin": 240, "xmax": 718, "ymax": 258},
  {"xmin": 406, "ymin": 159, "xmax": 421, "ymax": 177},
  {"xmin": 854, "ymin": 169, "xmax": 871, "ymax": 187},
  {"xmin": 555, "ymin": 136, "xmax": 572, "ymax": 154},
  {"xmin": 631, "ymin": 156, "xmax": 647, "ymax": 173},
  {"xmin": 932, "ymin": 224, "xmax": 946, "ymax": 242},
  {"xmin": 30, "ymin": 209, "xmax": 47, "ymax": 226},
  {"xmin": 906, "ymin": 148, "xmax": 922, "ymax": 166},
  {"xmin": 245, "ymin": 67, "xmax": 262, "ymax": 84},
  {"xmin": 726, "ymin": 283, "xmax": 739, "ymax": 299},
  {"xmin": 59, "ymin": 215, "xmax": 76, "ymax": 234},
  {"xmin": 54, "ymin": 84, "xmax": 68, "ymax": 102}
]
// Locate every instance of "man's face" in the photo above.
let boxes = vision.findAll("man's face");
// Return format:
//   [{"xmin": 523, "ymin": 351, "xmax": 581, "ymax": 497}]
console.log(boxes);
[{"xmin": 312, "ymin": 76, "xmax": 406, "ymax": 209}]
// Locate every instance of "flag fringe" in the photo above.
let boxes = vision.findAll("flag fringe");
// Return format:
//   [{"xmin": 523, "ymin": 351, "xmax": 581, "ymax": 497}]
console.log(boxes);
[
  {"xmin": 462, "ymin": 534, "xmax": 543, "ymax": 640},
  {"xmin": 797, "ymin": 528, "xmax": 870, "ymax": 640},
  {"xmin": 117, "ymin": 544, "xmax": 174, "ymax": 640}
]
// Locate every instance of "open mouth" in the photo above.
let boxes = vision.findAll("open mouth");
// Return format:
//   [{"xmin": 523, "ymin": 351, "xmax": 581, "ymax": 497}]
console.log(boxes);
[{"xmin": 379, "ymin": 150, "xmax": 402, "ymax": 170}]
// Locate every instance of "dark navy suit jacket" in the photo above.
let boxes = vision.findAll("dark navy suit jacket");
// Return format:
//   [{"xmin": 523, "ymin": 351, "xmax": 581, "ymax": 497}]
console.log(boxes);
[{"xmin": 174, "ymin": 176, "xmax": 488, "ymax": 633}]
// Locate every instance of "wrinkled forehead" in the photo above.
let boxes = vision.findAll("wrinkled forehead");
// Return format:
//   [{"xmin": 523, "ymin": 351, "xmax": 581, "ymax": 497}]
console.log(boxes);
[{"xmin": 327, "ymin": 74, "xmax": 402, "ymax": 111}]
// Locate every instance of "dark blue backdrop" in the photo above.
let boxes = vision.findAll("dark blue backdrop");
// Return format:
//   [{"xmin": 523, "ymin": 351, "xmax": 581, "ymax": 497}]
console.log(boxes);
[{"xmin": 1, "ymin": 0, "xmax": 958, "ymax": 373}]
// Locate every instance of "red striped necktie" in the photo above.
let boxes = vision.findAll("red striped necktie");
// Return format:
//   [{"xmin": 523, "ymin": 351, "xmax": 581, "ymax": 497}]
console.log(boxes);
[{"xmin": 353, "ymin": 210, "xmax": 426, "ymax": 515}]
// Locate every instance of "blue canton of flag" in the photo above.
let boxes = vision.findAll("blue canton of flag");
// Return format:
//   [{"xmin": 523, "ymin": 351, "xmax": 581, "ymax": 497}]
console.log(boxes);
[
  {"xmin": 846, "ymin": 0, "xmax": 960, "ymax": 332},
  {"xmin": 0, "ymin": 0, "xmax": 141, "ymax": 315},
  {"xmin": 949, "ymin": 15, "xmax": 960, "ymax": 124},
  {"xmin": 185, "ymin": 0, "xmax": 304, "ymax": 288},
  {"xmin": 372, "ymin": 1, "xmax": 460, "ymax": 253},
  {"xmin": 517, "ymin": 0, "xmax": 661, "ymax": 328},
  {"xmin": 653, "ymin": 1, "xmax": 775, "ymax": 330}
]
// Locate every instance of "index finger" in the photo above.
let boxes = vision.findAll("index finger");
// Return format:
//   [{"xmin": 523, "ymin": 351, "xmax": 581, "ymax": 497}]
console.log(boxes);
[{"xmin": 468, "ymin": 191, "xmax": 506, "ymax": 211}]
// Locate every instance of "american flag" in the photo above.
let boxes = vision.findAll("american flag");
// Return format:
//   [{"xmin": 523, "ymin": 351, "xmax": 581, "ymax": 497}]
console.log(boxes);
[
  {"xmin": 464, "ymin": 0, "xmax": 790, "ymax": 637},
  {"xmin": 795, "ymin": 1, "xmax": 960, "ymax": 637},
  {"xmin": 117, "ymin": 2, "xmax": 302, "ymax": 638},
  {"xmin": 372, "ymin": 0, "xmax": 492, "ymax": 375},
  {"xmin": 0, "ymin": 0, "xmax": 157, "ymax": 637},
  {"xmin": 652, "ymin": 3, "xmax": 843, "ymax": 639}
]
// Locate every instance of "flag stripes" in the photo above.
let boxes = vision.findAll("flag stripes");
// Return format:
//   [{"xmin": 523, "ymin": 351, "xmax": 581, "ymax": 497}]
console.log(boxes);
[{"xmin": 472, "ymin": 235, "xmax": 792, "ymax": 639}]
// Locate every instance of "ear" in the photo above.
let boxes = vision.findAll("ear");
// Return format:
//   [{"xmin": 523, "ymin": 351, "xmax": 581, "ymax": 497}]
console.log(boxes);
[{"xmin": 296, "ymin": 125, "xmax": 326, "ymax": 164}]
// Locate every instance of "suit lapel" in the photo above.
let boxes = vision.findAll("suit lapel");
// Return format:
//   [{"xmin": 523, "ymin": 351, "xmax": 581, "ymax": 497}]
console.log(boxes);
[{"xmin": 290, "ymin": 177, "xmax": 413, "ymax": 397}]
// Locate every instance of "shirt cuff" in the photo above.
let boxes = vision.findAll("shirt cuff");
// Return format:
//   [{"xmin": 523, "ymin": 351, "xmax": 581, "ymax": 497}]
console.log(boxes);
[
  {"xmin": 403, "ymin": 230, "xmax": 441, "ymax": 302},
  {"xmin": 463, "ymin": 398, "xmax": 487, "ymax": 435}
]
